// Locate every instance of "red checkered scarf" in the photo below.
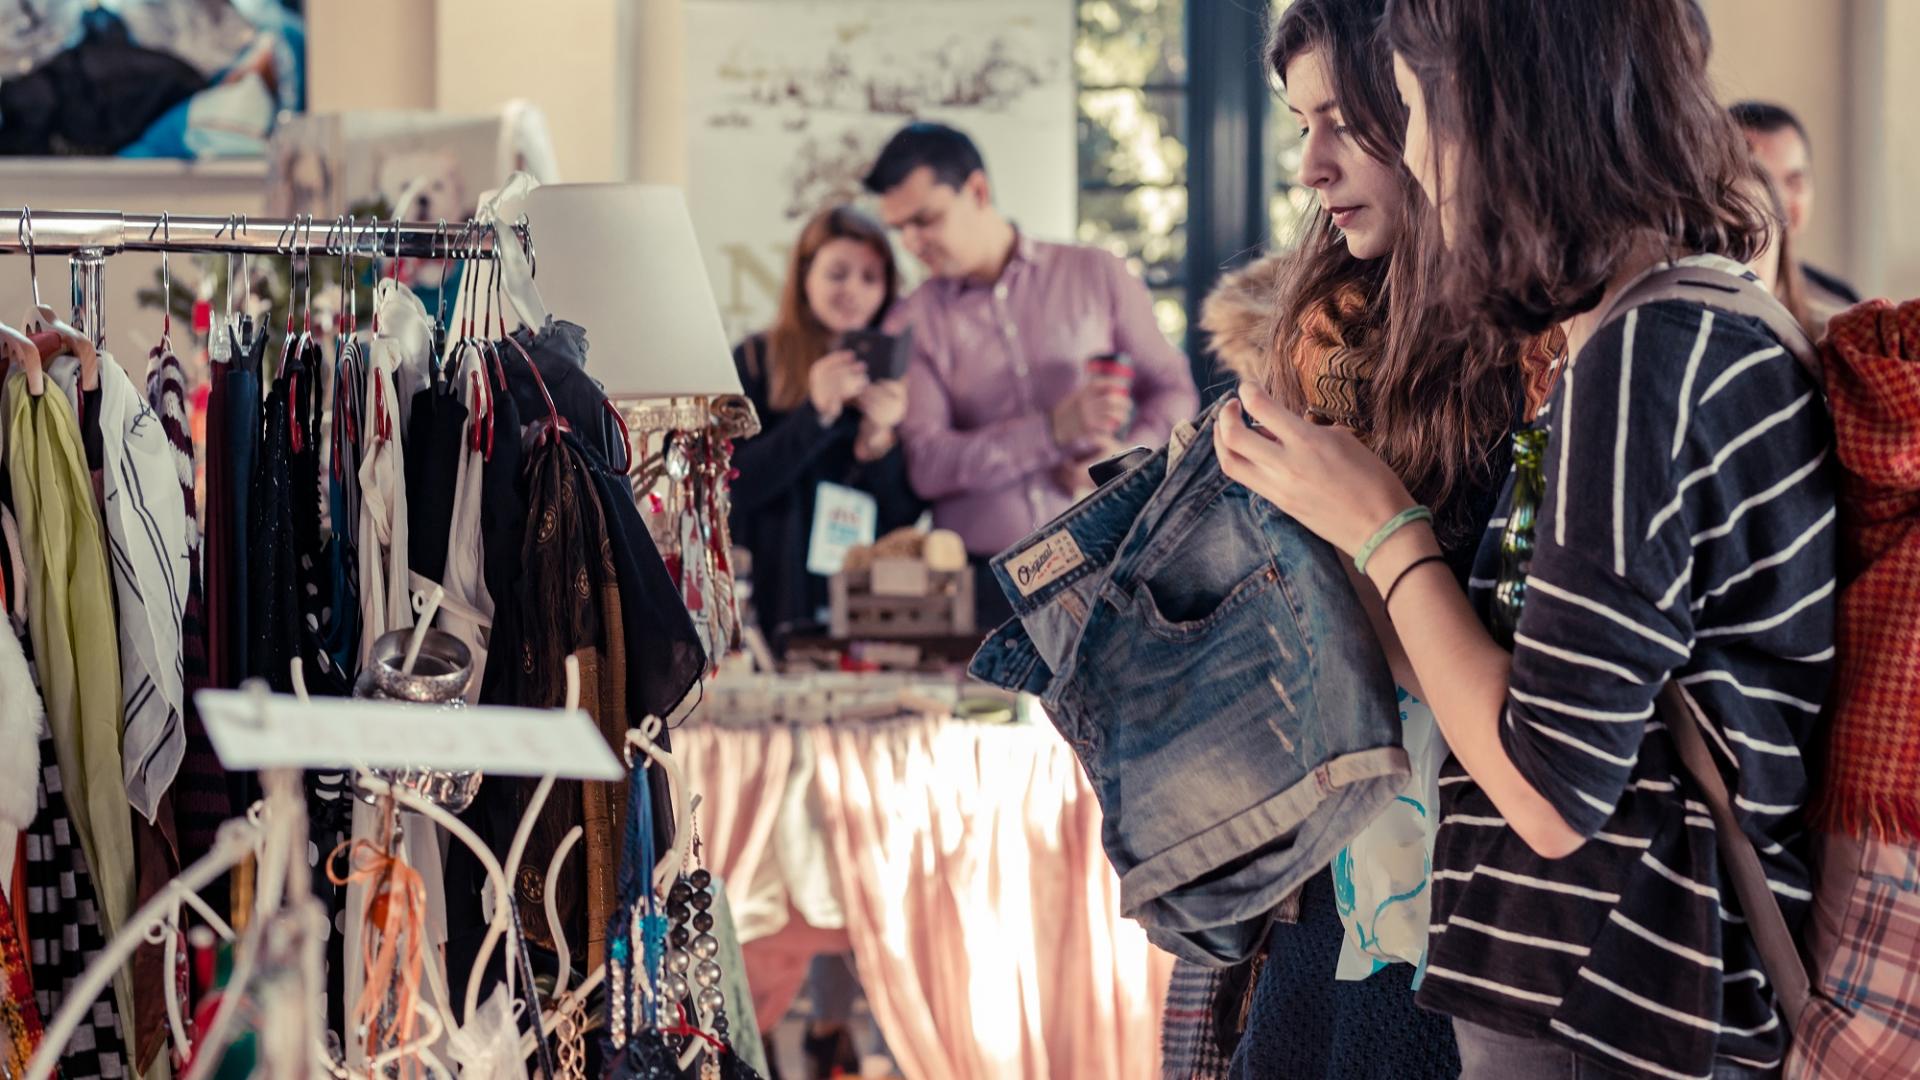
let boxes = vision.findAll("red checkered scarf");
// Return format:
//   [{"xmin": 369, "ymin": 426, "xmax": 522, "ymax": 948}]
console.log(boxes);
[{"xmin": 1814, "ymin": 298, "xmax": 1920, "ymax": 840}]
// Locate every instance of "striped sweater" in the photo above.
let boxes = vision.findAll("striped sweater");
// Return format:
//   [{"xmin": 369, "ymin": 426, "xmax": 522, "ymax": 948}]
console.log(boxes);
[{"xmin": 1419, "ymin": 264, "xmax": 1839, "ymax": 1080}]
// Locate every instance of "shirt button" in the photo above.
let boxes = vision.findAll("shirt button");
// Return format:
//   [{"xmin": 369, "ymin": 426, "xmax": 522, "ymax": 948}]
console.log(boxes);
[
  {"xmin": 994, "ymin": 283, "xmax": 1009, "ymax": 301},
  {"xmin": 1005, "ymin": 324, "xmax": 1019, "ymax": 340}
]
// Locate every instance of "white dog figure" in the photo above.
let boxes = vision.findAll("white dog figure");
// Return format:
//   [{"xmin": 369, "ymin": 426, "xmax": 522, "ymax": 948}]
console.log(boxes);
[
  {"xmin": 376, "ymin": 149, "xmax": 468, "ymax": 293},
  {"xmin": 380, "ymin": 148, "xmax": 468, "ymax": 226}
]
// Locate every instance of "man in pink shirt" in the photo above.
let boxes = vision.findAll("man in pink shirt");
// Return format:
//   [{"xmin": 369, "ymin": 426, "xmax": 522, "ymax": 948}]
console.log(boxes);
[{"xmin": 866, "ymin": 122, "xmax": 1199, "ymax": 627}]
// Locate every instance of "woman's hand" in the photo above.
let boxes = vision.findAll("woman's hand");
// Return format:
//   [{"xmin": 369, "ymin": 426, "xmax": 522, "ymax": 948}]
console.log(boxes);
[
  {"xmin": 855, "ymin": 379, "xmax": 908, "ymax": 431},
  {"xmin": 1212, "ymin": 382, "xmax": 1417, "ymax": 557},
  {"xmin": 809, "ymin": 350, "xmax": 870, "ymax": 424},
  {"xmin": 854, "ymin": 379, "xmax": 908, "ymax": 461}
]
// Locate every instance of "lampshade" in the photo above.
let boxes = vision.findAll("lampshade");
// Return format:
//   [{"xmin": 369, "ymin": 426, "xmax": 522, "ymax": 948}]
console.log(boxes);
[{"xmin": 499, "ymin": 183, "xmax": 742, "ymax": 399}]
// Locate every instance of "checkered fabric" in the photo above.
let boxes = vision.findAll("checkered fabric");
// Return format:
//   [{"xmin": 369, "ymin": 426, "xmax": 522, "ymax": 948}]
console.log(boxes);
[
  {"xmin": 1790, "ymin": 835, "xmax": 1920, "ymax": 1078},
  {"xmin": 1161, "ymin": 960, "xmax": 1231, "ymax": 1080},
  {"xmin": 25, "ymin": 731, "xmax": 128, "ymax": 1080},
  {"xmin": 1813, "ymin": 298, "xmax": 1920, "ymax": 840}
]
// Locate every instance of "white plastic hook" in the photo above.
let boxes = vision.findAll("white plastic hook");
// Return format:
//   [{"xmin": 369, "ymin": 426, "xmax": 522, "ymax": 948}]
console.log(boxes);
[
  {"xmin": 627, "ymin": 720, "xmax": 693, "ymax": 897},
  {"xmin": 460, "ymin": 654, "xmax": 577, "ymax": 1023}
]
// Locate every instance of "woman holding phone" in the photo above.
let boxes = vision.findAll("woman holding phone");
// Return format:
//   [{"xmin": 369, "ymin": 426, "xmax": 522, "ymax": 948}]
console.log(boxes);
[{"xmin": 730, "ymin": 205, "xmax": 923, "ymax": 653}]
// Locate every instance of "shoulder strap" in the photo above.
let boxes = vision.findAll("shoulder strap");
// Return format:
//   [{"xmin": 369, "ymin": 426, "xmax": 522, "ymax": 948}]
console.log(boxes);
[
  {"xmin": 1592, "ymin": 262, "xmax": 1823, "ymax": 385},
  {"xmin": 1657, "ymin": 684, "xmax": 1813, "ymax": 1034}
]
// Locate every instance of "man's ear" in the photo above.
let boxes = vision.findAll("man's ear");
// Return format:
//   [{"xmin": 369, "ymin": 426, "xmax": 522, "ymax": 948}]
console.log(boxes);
[{"xmin": 964, "ymin": 169, "xmax": 991, "ymax": 208}]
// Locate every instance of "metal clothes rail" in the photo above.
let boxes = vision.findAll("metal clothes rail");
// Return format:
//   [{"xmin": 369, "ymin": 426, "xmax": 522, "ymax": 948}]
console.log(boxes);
[
  {"xmin": 0, "ymin": 208, "xmax": 517, "ymax": 258},
  {"xmin": 0, "ymin": 207, "xmax": 531, "ymax": 346}
]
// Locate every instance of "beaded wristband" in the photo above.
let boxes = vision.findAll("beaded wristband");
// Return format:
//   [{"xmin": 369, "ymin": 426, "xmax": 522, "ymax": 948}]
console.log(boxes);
[{"xmin": 1354, "ymin": 506, "xmax": 1434, "ymax": 576}]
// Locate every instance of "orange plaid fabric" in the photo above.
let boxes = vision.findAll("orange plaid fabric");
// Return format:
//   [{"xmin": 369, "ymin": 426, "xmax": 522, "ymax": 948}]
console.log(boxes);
[{"xmin": 1813, "ymin": 298, "xmax": 1920, "ymax": 841}]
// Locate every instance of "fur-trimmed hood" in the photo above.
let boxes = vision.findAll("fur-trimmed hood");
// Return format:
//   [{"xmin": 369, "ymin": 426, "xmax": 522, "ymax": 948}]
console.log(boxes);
[{"xmin": 1199, "ymin": 254, "xmax": 1290, "ymax": 385}]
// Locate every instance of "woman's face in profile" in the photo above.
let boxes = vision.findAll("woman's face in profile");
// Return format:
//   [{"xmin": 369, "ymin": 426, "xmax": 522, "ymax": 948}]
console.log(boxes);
[
  {"xmin": 1285, "ymin": 46, "xmax": 1407, "ymax": 261},
  {"xmin": 805, "ymin": 238, "xmax": 890, "ymax": 336}
]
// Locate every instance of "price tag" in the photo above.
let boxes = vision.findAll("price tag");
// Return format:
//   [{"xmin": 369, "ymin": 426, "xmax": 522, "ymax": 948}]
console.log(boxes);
[
  {"xmin": 193, "ymin": 690, "xmax": 625, "ymax": 780},
  {"xmin": 807, "ymin": 481, "xmax": 878, "ymax": 577}
]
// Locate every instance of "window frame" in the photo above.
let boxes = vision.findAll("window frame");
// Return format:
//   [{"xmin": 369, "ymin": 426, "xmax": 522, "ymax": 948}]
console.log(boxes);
[
  {"xmin": 1184, "ymin": 0, "xmax": 1276, "ymax": 395},
  {"xmin": 1073, "ymin": 1, "xmax": 1281, "ymax": 396}
]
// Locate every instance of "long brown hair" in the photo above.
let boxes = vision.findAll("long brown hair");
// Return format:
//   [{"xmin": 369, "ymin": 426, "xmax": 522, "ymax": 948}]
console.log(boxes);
[
  {"xmin": 1262, "ymin": 0, "xmax": 1529, "ymax": 545},
  {"xmin": 763, "ymin": 205, "xmax": 900, "ymax": 411},
  {"xmin": 1385, "ymin": 0, "xmax": 1770, "ymax": 337}
]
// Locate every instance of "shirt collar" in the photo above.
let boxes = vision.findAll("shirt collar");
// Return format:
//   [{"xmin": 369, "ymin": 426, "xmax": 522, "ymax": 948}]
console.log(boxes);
[{"xmin": 955, "ymin": 226, "xmax": 1036, "ymax": 294}]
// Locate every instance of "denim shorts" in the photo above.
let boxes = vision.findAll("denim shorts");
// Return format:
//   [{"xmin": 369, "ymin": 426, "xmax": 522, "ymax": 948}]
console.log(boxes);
[{"xmin": 970, "ymin": 407, "xmax": 1408, "ymax": 966}]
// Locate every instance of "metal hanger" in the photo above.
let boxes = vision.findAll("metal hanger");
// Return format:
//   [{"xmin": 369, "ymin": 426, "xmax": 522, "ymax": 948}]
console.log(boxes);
[
  {"xmin": 5, "ymin": 209, "xmax": 51, "ymax": 396},
  {"xmin": 237, "ymin": 214, "xmax": 256, "ymax": 350},
  {"xmin": 149, "ymin": 211, "xmax": 174, "ymax": 354},
  {"xmin": 275, "ymin": 216, "xmax": 300, "ymax": 378},
  {"xmin": 17, "ymin": 207, "xmax": 97, "ymax": 393}
]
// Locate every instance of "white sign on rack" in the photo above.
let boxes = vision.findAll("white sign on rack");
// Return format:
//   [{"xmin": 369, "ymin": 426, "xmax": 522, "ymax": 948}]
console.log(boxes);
[{"xmin": 193, "ymin": 690, "xmax": 625, "ymax": 780}]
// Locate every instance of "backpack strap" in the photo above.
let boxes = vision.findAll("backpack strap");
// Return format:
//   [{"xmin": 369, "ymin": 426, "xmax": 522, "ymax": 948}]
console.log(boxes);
[
  {"xmin": 1657, "ymin": 683, "xmax": 1814, "ymax": 1034},
  {"xmin": 1601, "ymin": 264, "xmax": 1825, "ymax": 1034},
  {"xmin": 1592, "ymin": 261, "xmax": 1823, "ymax": 386}
]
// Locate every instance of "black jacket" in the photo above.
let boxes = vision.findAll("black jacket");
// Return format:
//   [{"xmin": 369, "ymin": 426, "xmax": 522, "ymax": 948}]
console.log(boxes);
[
  {"xmin": 728, "ymin": 333, "xmax": 924, "ymax": 647},
  {"xmin": 1802, "ymin": 261, "xmax": 1862, "ymax": 306}
]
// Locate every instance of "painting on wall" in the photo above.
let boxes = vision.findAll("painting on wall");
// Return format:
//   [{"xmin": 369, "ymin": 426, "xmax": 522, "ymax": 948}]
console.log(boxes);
[{"xmin": 684, "ymin": 0, "xmax": 1075, "ymax": 340}]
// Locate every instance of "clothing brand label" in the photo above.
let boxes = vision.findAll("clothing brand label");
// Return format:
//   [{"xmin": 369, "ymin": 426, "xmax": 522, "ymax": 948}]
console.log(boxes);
[{"xmin": 1009, "ymin": 530, "xmax": 1087, "ymax": 597}]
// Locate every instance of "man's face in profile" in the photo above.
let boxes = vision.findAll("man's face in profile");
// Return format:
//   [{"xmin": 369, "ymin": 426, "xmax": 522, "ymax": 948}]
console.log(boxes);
[{"xmin": 1746, "ymin": 125, "xmax": 1814, "ymax": 238}]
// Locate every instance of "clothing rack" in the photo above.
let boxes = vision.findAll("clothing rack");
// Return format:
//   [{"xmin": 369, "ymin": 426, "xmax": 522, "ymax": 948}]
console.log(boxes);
[{"xmin": 0, "ymin": 207, "xmax": 531, "ymax": 346}]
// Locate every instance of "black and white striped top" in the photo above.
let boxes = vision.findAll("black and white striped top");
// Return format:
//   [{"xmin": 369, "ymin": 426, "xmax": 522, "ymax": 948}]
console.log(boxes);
[{"xmin": 1419, "ymin": 259, "xmax": 1839, "ymax": 1080}]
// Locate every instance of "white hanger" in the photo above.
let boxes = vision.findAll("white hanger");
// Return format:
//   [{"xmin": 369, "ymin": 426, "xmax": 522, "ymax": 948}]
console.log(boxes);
[
  {"xmin": 516, "ymin": 719, "xmax": 717, "ymax": 1067},
  {"xmin": 28, "ymin": 679, "xmax": 305, "ymax": 1080},
  {"xmin": 455, "ymin": 655, "xmax": 575, "ymax": 1024},
  {"xmin": 26, "ymin": 819, "xmax": 261, "ymax": 1080}
]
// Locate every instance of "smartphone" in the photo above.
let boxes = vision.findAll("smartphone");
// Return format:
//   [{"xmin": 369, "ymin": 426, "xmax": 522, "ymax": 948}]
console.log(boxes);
[{"xmin": 839, "ymin": 327, "xmax": 914, "ymax": 380}]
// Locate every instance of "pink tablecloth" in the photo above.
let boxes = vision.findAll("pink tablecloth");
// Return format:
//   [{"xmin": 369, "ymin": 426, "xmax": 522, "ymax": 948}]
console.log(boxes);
[{"xmin": 673, "ymin": 716, "xmax": 1175, "ymax": 1080}]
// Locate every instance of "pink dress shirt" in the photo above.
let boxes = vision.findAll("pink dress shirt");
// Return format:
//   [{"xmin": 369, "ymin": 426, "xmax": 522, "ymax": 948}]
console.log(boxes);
[{"xmin": 887, "ymin": 234, "xmax": 1200, "ymax": 556}]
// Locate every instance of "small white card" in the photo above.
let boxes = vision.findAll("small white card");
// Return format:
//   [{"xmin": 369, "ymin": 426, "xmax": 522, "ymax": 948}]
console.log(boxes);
[
  {"xmin": 193, "ymin": 690, "xmax": 625, "ymax": 780},
  {"xmin": 807, "ymin": 481, "xmax": 878, "ymax": 577}
]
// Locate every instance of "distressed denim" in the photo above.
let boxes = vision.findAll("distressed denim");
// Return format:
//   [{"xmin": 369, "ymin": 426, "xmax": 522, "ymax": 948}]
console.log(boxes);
[{"xmin": 970, "ymin": 406, "xmax": 1408, "ymax": 966}]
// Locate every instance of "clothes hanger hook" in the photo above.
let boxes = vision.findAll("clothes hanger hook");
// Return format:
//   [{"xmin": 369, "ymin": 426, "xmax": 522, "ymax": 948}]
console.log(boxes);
[
  {"xmin": 515, "ymin": 214, "xmax": 536, "ymax": 280},
  {"xmin": 158, "ymin": 212, "xmax": 173, "ymax": 345},
  {"xmin": 19, "ymin": 206, "xmax": 40, "ymax": 309},
  {"xmin": 433, "ymin": 219, "xmax": 451, "ymax": 329}
]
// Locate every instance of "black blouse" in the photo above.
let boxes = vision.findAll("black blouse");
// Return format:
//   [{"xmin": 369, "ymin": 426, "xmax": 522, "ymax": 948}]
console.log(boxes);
[{"xmin": 728, "ymin": 333, "xmax": 924, "ymax": 648}]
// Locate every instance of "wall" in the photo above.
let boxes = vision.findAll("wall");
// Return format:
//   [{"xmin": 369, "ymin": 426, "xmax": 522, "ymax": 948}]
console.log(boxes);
[
  {"xmin": 306, "ymin": 0, "xmax": 629, "ymax": 182},
  {"xmin": 674, "ymin": 0, "xmax": 1077, "ymax": 338},
  {"xmin": 1701, "ymin": 0, "xmax": 1918, "ymax": 299},
  {"xmin": 1700, "ymin": 0, "xmax": 1850, "ymax": 275},
  {"xmin": 1856, "ymin": 0, "xmax": 1920, "ymax": 298},
  {"xmin": 307, "ymin": 0, "xmax": 435, "ymax": 111},
  {"xmin": 303, "ymin": 0, "xmax": 1918, "ymax": 300}
]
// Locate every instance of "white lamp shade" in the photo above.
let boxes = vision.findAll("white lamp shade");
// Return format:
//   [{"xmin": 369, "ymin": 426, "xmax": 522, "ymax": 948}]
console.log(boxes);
[{"xmin": 501, "ymin": 183, "xmax": 742, "ymax": 398}]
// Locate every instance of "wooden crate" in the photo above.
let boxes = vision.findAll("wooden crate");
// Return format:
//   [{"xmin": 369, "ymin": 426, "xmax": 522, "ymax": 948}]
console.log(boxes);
[{"xmin": 829, "ymin": 557, "xmax": 975, "ymax": 639}]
